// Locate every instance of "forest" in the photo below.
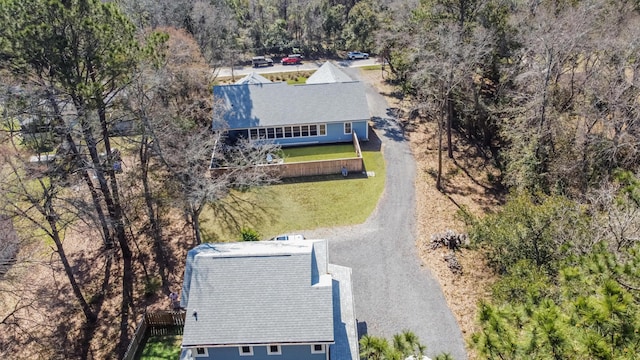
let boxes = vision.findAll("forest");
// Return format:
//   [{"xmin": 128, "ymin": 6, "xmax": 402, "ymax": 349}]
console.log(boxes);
[{"xmin": 1, "ymin": 0, "xmax": 640, "ymax": 359}]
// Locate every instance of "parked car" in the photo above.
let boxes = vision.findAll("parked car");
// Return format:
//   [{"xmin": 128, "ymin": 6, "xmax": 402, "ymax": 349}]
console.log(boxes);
[
  {"xmin": 347, "ymin": 51, "xmax": 369, "ymax": 60},
  {"xmin": 271, "ymin": 234, "xmax": 305, "ymax": 241},
  {"xmin": 281, "ymin": 55, "xmax": 302, "ymax": 65},
  {"xmin": 252, "ymin": 56, "xmax": 274, "ymax": 67}
]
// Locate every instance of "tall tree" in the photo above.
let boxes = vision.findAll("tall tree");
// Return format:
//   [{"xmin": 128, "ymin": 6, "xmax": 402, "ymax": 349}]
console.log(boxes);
[
  {"xmin": 498, "ymin": 0, "xmax": 640, "ymax": 195},
  {"xmin": 343, "ymin": 0, "xmax": 380, "ymax": 52},
  {"xmin": 0, "ymin": 0, "xmax": 158, "ymax": 354},
  {"xmin": 410, "ymin": 0, "xmax": 493, "ymax": 189},
  {"xmin": 473, "ymin": 242, "xmax": 640, "ymax": 359}
]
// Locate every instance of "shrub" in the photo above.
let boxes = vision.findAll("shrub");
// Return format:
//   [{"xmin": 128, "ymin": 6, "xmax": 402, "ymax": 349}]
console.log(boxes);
[{"xmin": 240, "ymin": 227, "xmax": 261, "ymax": 241}]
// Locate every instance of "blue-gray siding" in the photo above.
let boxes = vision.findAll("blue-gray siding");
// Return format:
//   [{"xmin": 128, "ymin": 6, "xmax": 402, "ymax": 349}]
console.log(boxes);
[
  {"xmin": 226, "ymin": 121, "xmax": 367, "ymax": 147},
  {"xmin": 182, "ymin": 344, "xmax": 328, "ymax": 360}
]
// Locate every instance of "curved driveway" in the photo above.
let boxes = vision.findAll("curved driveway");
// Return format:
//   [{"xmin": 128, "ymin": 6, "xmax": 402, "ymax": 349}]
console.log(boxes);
[{"xmin": 304, "ymin": 68, "xmax": 467, "ymax": 359}]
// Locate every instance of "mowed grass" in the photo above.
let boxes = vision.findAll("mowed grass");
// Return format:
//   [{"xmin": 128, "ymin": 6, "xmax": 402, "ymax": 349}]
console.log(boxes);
[
  {"xmin": 199, "ymin": 147, "xmax": 385, "ymax": 242},
  {"xmin": 138, "ymin": 335, "xmax": 182, "ymax": 360},
  {"xmin": 280, "ymin": 144, "xmax": 356, "ymax": 162},
  {"xmin": 359, "ymin": 64, "xmax": 383, "ymax": 71}
]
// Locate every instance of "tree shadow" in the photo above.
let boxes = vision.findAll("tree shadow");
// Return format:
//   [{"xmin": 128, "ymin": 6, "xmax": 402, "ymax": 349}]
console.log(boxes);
[{"xmin": 370, "ymin": 116, "xmax": 407, "ymax": 142}]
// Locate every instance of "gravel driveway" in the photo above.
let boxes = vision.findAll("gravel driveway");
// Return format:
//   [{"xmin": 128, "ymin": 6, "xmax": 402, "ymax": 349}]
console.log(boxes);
[{"xmin": 304, "ymin": 68, "xmax": 468, "ymax": 359}]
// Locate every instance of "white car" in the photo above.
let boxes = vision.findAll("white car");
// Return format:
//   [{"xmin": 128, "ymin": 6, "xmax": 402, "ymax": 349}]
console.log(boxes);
[
  {"xmin": 347, "ymin": 51, "xmax": 369, "ymax": 60},
  {"xmin": 271, "ymin": 234, "xmax": 305, "ymax": 241}
]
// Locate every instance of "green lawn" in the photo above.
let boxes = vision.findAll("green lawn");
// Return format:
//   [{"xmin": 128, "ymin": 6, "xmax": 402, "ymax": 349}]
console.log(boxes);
[
  {"xmin": 286, "ymin": 76, "xmax": 308, "ymax": 85},
  {"xmin": 280, "ymin": 144, "xmax": 356, "ymax": 162},
  {"xmin": 138, "ymin": 335, "xmax": 182, "ymax": 360},
  {"xmin": 199, "ymin": 147, "xmax": 385, "ymax": 242},
  {"xmin": 359, "ymin": 64, "xmax": 383, "ymax": 71}
]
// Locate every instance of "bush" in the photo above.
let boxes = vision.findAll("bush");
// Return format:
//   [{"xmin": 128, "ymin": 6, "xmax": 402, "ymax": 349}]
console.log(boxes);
[
  {"xmin": 144, "ymin": 277, "xmax": 162, "ymax": 297},
  {"xmin": 240, "ymin": 227, "xmax": 261, "ymax": 241}
]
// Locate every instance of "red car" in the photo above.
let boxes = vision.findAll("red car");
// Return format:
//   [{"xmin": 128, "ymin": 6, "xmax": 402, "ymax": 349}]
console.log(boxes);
[{"xmin": 281, "ymin": 55, "xmax": 302, "ymax": 65}]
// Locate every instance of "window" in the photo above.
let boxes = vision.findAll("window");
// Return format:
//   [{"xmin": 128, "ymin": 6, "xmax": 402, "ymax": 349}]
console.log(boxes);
[
  {"xmin": 344, "ymin": 122, "xmax": 352, "ymax": 134},
  {"xmin": 284, "ymin": 126, "xmax": 292, "ymax": 138},
  {"xmin": 239, "ymin": 346, "xmax": 254, "ymax": 356},
  {"xmin": 293, "ymin": 126, "xmax": 301, "ymax": 137},
  {"xmin": 194, "ymin": 347, "xmax": 209, "ymax": 357},
  {"xmin": 301, "ymin": 125, "xmax": 309, "ymax": 137},
  {"xmin": 250, "ymin": 129, "xmax": 258, "ymax": 140},
  {"xmin": 275, "ymin": 127, "xmax": 284, "ymax": 138},
  {"xmin": 267, "ymin": 345, "xmax": 282, "ymax": 355},
  {"xmin": 311, "ymin": 344, "xmax": 325, "ymax": 354},
  {"xmin": 319, "ymin": 124, "xmax": 326, "ymax": 136},
  {"xmin": 310, "ymin": 125, "xmax": 318, "ymax": 136},
  {"xmin": 258, "ymin": 128, "xmax": 266, "ymax": 139},
  {"xmin": 267, "ymin": 128, "xmax": 275, "ymax": 139}
]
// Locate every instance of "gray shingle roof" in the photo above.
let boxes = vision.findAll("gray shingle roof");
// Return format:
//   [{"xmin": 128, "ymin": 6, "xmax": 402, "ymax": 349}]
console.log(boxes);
[
  {"xmin": 213, "ymin": 81, "xmax": 370, "ymax": 129},
  {"xmin": 306, "ymin": 62, "xmax": 354, "ymax": 84},
  {"xmin": 234, "ymin": 72, "xmax": 273, "ymax": 85},
  {"xmin": 180, "ymin": 240, "xmax": 334, "ymax": 347}
]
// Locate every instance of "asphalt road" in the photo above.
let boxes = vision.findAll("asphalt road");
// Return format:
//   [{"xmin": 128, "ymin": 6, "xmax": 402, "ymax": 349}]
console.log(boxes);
[
  {"xmin": 303, "ymin": 68, "xmax": 468, "ymax": 359},
  {"xmin": 215, "ymin": 57, "xmax": 381, "ymax": 77}
]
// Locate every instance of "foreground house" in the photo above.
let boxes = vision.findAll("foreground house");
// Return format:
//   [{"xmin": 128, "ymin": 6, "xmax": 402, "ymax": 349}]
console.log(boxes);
[
  {"xmin": 179, "ymin": 240, "xmax": 358, "ymax": 360},
  {"xmin": 213, "ymin": 62, "xmax": 370, "ymax": 147}
]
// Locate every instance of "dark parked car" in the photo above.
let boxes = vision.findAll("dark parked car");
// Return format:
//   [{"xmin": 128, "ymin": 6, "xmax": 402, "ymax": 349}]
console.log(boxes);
[
  {"xmin": 252, "ymin": 56, "xmax": 274, "ymax": 67},
  {"xmin": 347, "ymin": 51, "xmax": 369, "ymax": 60}
]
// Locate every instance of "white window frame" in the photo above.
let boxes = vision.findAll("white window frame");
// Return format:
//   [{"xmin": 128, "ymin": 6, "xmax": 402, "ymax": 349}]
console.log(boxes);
[
  {"xmin": 319, "ymin": 124, "xmax": 327, "ymax": 136},
  {"xmin": 267, "ymin": 344, "xmax": 282, "ymax": 355},
  {"xmin": 311, "ymin": 344, "xmax": 325, "ymax": 354},
  {"xmin": 239, "ymin": 346, "xmax": 254, "ymax": 356},
  {"xmin": 194, "ymin": 347, "xmax": 209, "ymax": 357},
  {"xmin": 344, "ymin": 122, "xmax": 352, "ymax": 134}
]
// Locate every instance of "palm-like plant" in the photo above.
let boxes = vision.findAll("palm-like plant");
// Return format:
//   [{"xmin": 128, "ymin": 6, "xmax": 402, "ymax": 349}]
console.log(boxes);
[
  {"xmin": 393, "ymin": 330, "xmax": 426, "ymax": 359},
  {"xmin": 361, "ymin": 331, "xmax": 428, "ymax": 360},
  {"xmin": 360, "ymin": 334, "xmax": 392, "ymax": 360}
]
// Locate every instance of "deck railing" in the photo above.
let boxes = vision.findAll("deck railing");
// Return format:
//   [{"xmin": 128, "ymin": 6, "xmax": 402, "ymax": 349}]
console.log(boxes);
[
  {"xmin": 122, "ymin": 311, "xmax": 185, "ymax": 360},
  {"xmin": 210, "ymin": 132, "xmax": 365, "ymax": 179}
]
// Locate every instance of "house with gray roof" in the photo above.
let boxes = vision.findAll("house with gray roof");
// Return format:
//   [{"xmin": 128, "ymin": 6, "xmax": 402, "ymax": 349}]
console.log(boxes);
[
  {"xmin": 179, "ymin": 240, "xmax": 358, "ymax": 360},
  {"xmin": 213, "ymin": 64, "xmax": 370, "ymax": 147},
  {"xmin": 305, "ymin": 62, "xmax": 355, "ymax": 84},
  {"xmin": 234, "ymin": 72, "xmax": 273, "ymax": 85}
]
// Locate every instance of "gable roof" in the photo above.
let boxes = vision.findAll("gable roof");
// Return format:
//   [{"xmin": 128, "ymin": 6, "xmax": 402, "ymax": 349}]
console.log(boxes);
[
  {"xmin": 306, "ymin": 61, "xmax": 354, "ymax": 84},
  {"xmin": 180, "ymin": 240, "xmax": 334, "ymax": 347},
  {"xmin": 234, "ymin": 72, "xmax": 273, "ymax": 85},
  {"xmin": 213, "ymin": 81, "xmax": 370, "ymax": 129}
]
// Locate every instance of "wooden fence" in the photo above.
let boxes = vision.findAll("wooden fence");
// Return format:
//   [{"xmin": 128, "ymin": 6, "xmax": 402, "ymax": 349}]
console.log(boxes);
[
  {"xmin": 122, "ymin": 311, "xmax": 185, "ymax": 360},
  {"xmin": 211, "ymin": 132, "xmax": 365, "ymax": 179}
]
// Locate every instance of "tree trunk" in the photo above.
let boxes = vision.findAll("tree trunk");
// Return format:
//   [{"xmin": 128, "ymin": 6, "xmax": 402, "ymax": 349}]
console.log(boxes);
[
  {"xmin": 140, "ymin": 136, "xmax": 169, "ymax": 290},
  {"xmin": 94, "ymin": 95, "xmax": 136, "ymax": 358},
  {"xmin": 45, "ymin": 207, "xmax": 96, "ymax": 324},
  {"xmin": 437, "ymin": 102, "xmax": 444, "ymax": 191},
  {"xmin": 45, "ymin": 89, "xmax": 114, "ymax": 249},
  {"xmin": 66, "ymin": 134, "xmax": 115, "ymax": 249},
  {"xmin": 447, "ymin": 95, "xmax": 454, "ymax": 159},
  {"xmin": 191, "ymin": 207, "xmax": 203, "ymax": 245},
  {"xmin": 75, "ymin": 101, "xmax": 133, "ymax": 358}
]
